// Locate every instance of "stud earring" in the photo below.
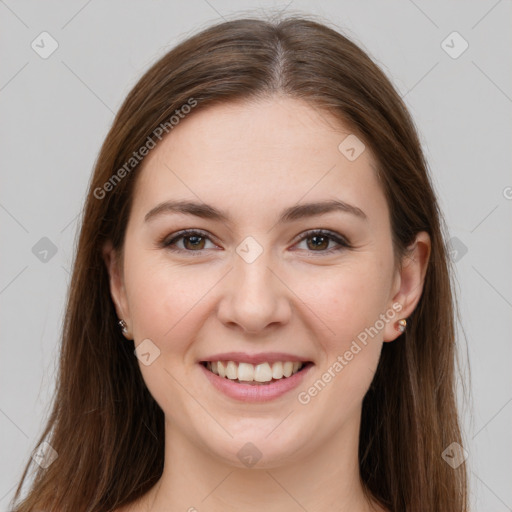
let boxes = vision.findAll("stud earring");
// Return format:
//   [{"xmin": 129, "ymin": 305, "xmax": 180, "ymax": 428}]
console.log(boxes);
[
  {"xmin": 118, "ymin": 319, "xmax": 128, "ymax": 335},
  {"xmin": 396, "ymin": 318, "xmax": 407, "ymax": 333}
]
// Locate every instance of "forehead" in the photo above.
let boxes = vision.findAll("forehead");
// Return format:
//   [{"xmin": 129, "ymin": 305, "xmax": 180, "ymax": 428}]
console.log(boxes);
[{"xmin": 131, "ymin": 96, "xmax": 387, "ymax": 226}]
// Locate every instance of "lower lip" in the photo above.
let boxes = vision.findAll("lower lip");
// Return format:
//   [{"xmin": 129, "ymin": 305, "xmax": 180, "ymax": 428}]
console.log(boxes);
[{"xmin": 199, "ymin": 362, "xmax": 314, "ymax": 402}]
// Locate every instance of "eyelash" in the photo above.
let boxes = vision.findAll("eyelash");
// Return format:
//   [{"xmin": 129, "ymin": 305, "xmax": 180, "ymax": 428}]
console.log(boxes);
[{"xmin": 159, "ymin": 229, "xmax": 352, "ymax": 256}]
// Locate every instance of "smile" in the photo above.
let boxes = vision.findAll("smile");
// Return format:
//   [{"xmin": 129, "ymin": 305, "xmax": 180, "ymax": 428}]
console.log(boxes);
[
  {"xmin": 202, "ymin": 360, "xmax": 307, "ymax": 385},
  {"xmin": 199, "ymin": 360, "xmax": 314, "ymax": 402}
]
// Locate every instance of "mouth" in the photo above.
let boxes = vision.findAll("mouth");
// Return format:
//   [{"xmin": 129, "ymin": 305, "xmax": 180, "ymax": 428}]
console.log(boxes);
[{"xmin": 200, "ymin": 360, "xmax": 314, "ymax": 386}]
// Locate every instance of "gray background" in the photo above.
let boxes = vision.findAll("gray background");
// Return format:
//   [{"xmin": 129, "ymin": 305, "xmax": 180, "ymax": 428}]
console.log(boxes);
[{"xmin": 1, "ymin": 1, "xmax": 511, "ymax": 510}]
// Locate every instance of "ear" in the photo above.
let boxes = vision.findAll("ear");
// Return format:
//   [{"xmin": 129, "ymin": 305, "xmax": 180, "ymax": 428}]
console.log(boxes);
[
  {"xmin": 383, "ymin": 231, "xmax": 431, "ymax": 342},
  {"xmin": 102, "ymin": 240, "xmax": 132, "ymax": 338}
]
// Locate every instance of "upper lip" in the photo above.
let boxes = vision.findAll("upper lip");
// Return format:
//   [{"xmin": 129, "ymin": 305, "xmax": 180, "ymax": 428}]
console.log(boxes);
[{"xmin": 199, "ymin": 352, "xmax": 313, "ymax": 365}]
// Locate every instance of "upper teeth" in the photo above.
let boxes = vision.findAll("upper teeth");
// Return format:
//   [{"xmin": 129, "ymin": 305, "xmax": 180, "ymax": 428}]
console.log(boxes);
[{"xmin": 205, "ymin": 361, "xmax": 304, "ymax": 382}]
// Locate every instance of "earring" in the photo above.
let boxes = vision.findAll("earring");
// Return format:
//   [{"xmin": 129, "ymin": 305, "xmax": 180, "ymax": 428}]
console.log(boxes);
[
  {"xmin": 118, "ymin": 319, "xmax": 128, "ymax": 335},
  {"xmin": 396, "ymin": 318, "xmax": 407, "ymax": 333}
]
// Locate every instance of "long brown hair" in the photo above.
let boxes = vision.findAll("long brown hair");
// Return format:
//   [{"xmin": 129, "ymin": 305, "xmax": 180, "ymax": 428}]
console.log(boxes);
[{"xmin": 10, "ymin": 13, "xmax": 469, "ymax": 512}]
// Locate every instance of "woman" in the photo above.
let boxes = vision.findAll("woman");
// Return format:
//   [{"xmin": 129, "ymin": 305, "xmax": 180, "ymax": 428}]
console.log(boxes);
[{"xmin": 10, "ymin": 14, "xmax": 469, "ymax": 512}]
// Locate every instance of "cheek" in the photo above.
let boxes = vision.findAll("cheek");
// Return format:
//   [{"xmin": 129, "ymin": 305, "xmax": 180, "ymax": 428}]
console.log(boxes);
[
  {"xmin": 296, "ymin": 269, "xmax": 387, "ymax": 406},
  {"xmin": 122, "ymin": 252, "xmax": 216, "ymax": 412},
  {"xmin": 295, "ymin": 260, "xmax": 390, "ymax": 399},
  {"xmin": 124, "ymin": 250, "xmax": 219, "ymax": 351},
  {"xmin": 293, "ymin": 260, "xmax": 391, "ymax": 340}
]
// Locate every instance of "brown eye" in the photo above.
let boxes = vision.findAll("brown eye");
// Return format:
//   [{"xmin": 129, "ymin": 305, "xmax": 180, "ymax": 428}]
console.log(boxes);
[
  {"xmin": 182, "ymin": 234, "xmax": 206, "ymax": 250},
  {"xmin": 306, "ymin": 234, "xmax": 330, "ymax": 251},
  {"xmin": 294, "ymin": 229, "xmax": 351, "ymax": 254},
  {"xmin": 161, "ymin": 229, "xmax": 351, "ymax": 256},
  {"xmin": 162, "ymin": 229, "xmax": 216, "ymax": 254}
]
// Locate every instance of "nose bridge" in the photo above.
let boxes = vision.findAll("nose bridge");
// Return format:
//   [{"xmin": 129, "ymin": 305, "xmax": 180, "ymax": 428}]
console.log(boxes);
[
  {"xmin": 235, "ymin": 243, "xmax": 274, "ymax": 295},
  {"xmin": 235, "ymin": 238, "xmax": 278, "ymax": 303},
  {"xmin": 218, "ymin": 236, "xmax": 290, "ymax": 332}
]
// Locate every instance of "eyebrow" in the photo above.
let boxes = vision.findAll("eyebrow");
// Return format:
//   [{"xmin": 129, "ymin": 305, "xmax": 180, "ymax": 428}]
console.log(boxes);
[{"xmin": 144, "ymin": 198, "xmax": 367, "ymax": 224}]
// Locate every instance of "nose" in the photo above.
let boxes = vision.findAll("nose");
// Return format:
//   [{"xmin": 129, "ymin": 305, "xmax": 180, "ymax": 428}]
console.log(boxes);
[{"xmin": 216, "ymin": 247, "xmax": 292, "ymax": 334}]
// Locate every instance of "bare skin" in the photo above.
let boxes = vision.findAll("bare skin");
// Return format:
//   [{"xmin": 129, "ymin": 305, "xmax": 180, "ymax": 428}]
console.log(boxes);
[{"xmin": 105, "ymin": 95, "xmax": 430, "ymax": 512}]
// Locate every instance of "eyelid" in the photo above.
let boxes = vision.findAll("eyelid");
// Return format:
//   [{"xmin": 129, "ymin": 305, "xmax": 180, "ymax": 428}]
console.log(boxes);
[
  {"xmin": 292, "ymin": 229, "xmax": 352, "ymax": 250},
  {"xmin": 159, "ymin": 229, "xmax": 220, "ymax": 253},
  {"xmin": 160, "ymin": 228, "xmax": 352, "ymax": 255}
]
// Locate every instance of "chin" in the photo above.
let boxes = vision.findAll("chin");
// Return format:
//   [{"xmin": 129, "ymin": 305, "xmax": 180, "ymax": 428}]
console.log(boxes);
[{"xmin": 202, "ymin": 428, "xmax": 308, "ymax": 470}]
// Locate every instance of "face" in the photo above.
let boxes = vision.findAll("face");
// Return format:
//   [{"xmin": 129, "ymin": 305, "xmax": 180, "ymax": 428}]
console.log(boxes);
[{"xmin": 104, "ymin": 96, "xmax": 424, "ymax": 469}]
